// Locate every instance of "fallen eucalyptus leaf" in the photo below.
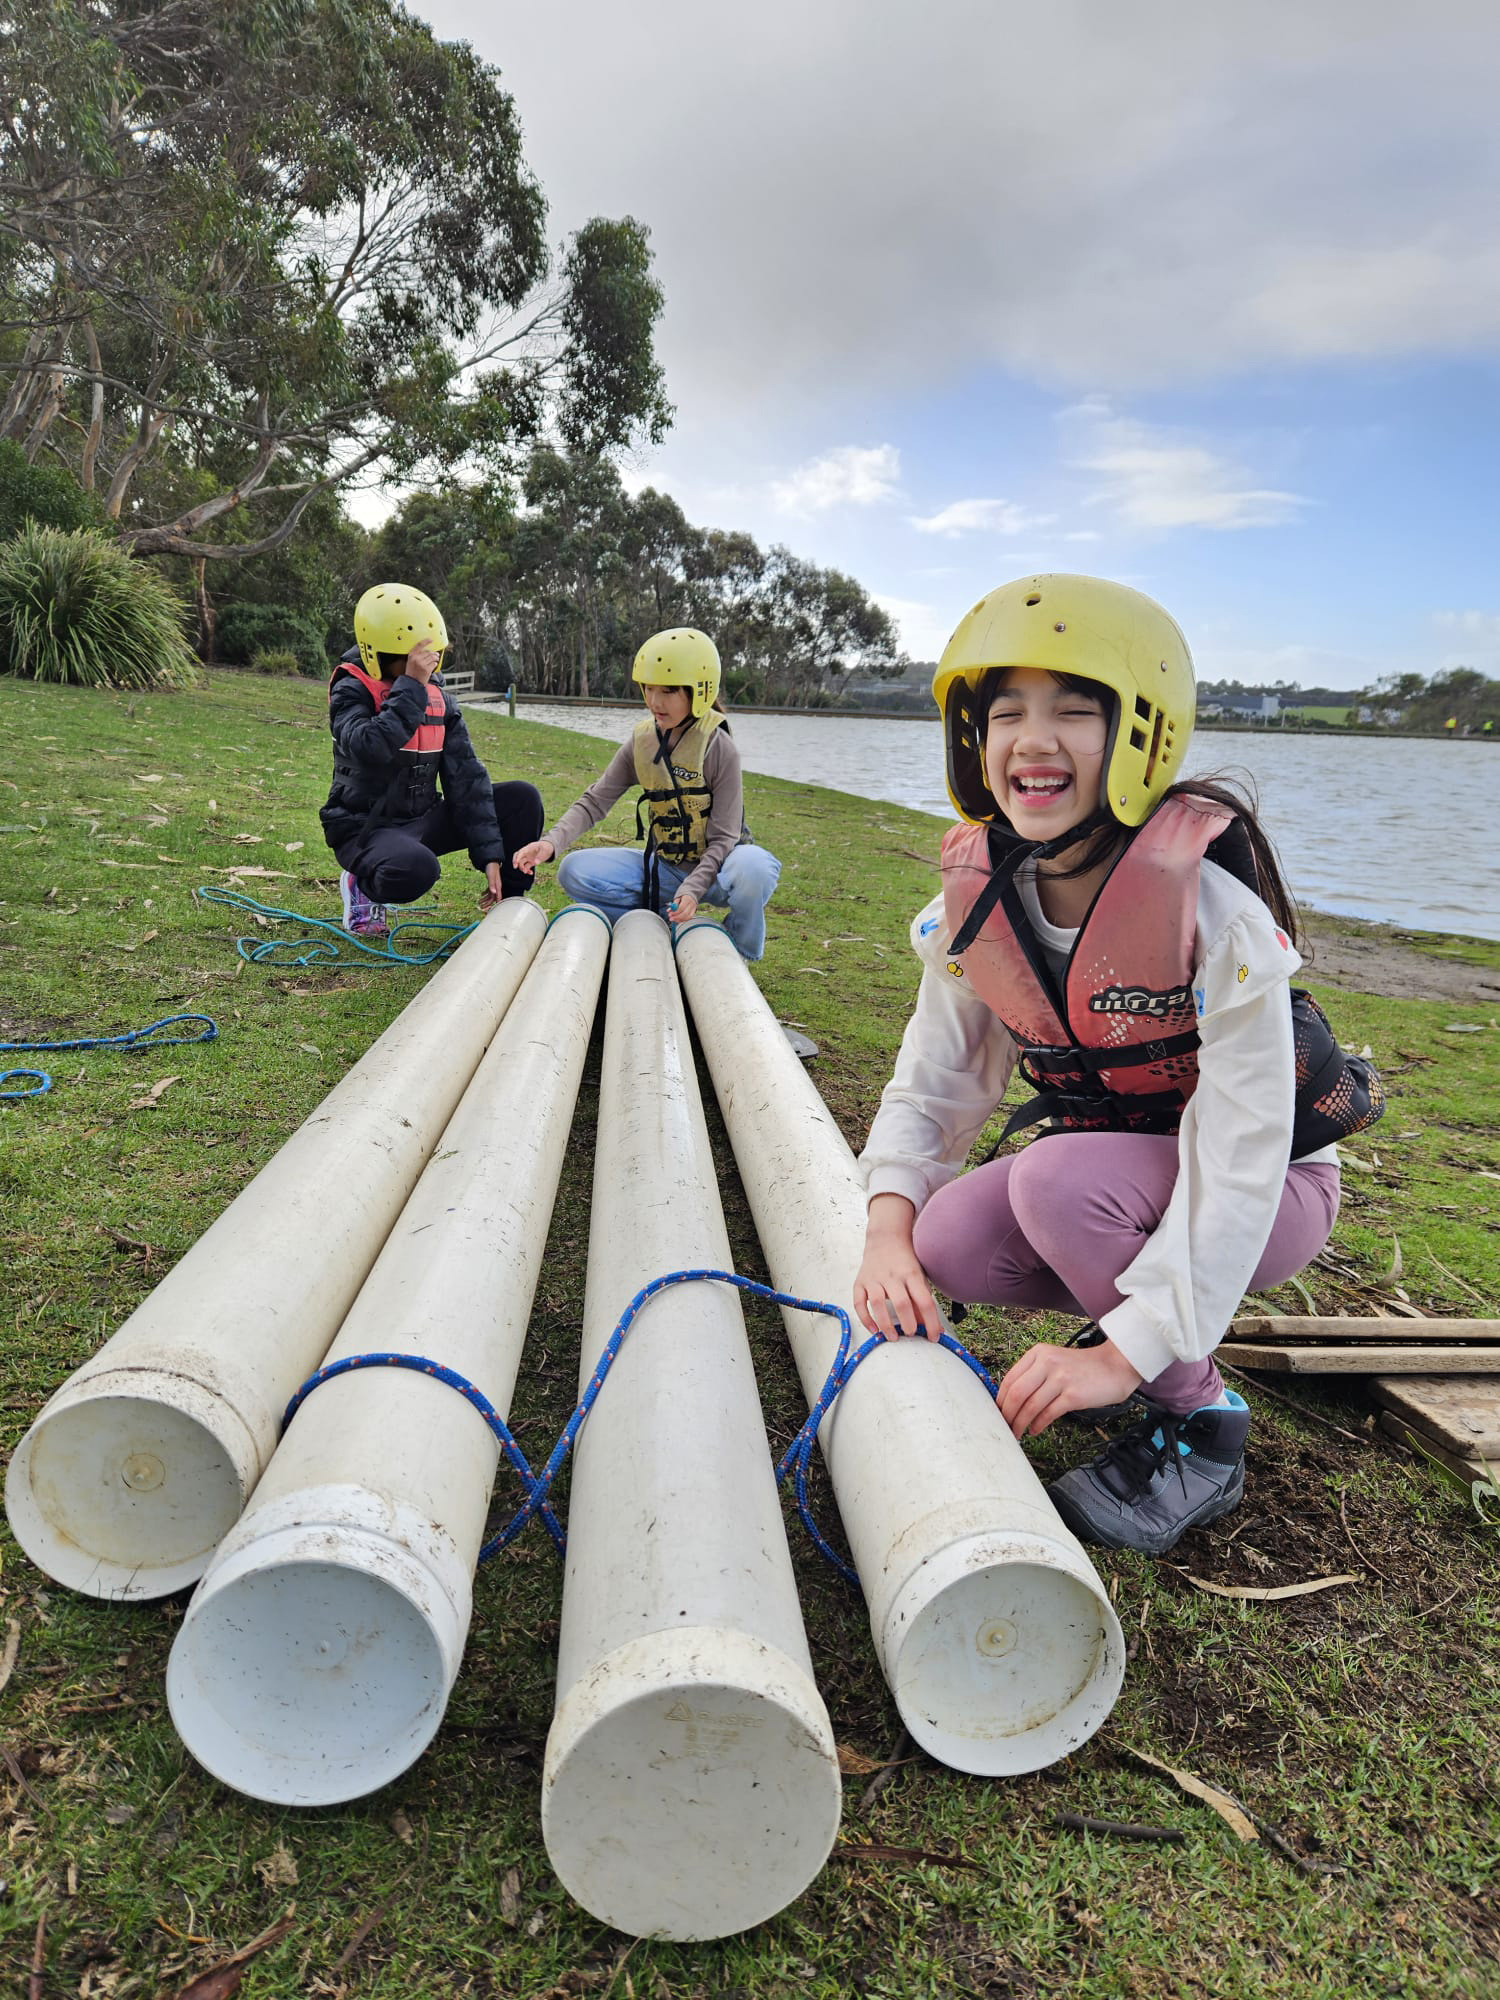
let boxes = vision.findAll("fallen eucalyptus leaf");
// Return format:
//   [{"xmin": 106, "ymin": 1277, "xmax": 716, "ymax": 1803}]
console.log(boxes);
[
  {"xmin": 498, "ymin": 1866, "xmax": 522, "ymax": 1927},
  {"xmin": 1183, "ymin": 1573, "xmax": 1360, "ymax": 1603},
  {"xmin": 1122, "ymin": 1748, "xmax": 1257, "ymax": 1842},
  {"xmin": 128, "ymin": 1075, "xmax": 181, "ymax": 1110}
]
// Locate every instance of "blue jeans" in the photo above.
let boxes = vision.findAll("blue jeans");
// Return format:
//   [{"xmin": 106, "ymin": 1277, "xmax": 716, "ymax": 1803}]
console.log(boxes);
[{"xmin": 556, "ymin": 843, "xmax": 781, "ymax": 961}]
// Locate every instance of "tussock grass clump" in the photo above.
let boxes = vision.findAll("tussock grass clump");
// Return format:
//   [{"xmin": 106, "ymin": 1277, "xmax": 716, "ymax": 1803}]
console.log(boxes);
[
  {"xmin": 0, "ymin": 523, "xmax": 199, "ymax": 690},
  {"xmin": 248, "ymin": 645, "xmax": 302, "ymax": 677}
]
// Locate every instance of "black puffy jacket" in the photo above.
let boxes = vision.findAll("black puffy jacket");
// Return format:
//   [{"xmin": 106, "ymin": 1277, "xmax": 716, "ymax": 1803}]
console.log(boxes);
[{"xmin": 318, "ymin": 650, "xmax": 504, "ymax": 865}]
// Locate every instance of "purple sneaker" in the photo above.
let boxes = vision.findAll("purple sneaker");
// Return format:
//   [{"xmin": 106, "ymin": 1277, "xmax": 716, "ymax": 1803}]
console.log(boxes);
[{"xmin": 339, "ymin": 869, "xmax": 388, "ymax": 938}]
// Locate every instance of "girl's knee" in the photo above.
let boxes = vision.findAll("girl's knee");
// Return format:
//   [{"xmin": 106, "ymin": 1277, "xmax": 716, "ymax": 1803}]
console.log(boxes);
[
  {"xmin": 555, "ymin": 851, "xmax": 587, "ymax": 897},
  {"xmin": 734, "ymin": 845, "xmax": 780, "ymax": 898},
  {"xmin": 372, "ymin": 849, "xmax": 440, "ymax": 902},
  {"xmin": 1003, "ymin": 1140, "xmax": 1077, "ymax": 1224},
  {"xmin": 911, "ymin": 1181, "xmax": 977, "ymax": 1294},
  {"xmin": 496, "ymin": 780, "xmax": 544, "ymax": 838}
]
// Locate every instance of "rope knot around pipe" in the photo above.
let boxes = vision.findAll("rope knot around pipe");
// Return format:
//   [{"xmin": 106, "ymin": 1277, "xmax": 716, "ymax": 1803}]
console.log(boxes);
[{"xmin": 282, "ymin": 1269, "xmax": 1001, "ymax": 1583}]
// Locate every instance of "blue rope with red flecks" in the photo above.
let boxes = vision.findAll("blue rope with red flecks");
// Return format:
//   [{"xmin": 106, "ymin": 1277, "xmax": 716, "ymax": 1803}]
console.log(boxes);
[
  {"xmin": 282, "ymin": 1268, "xmax": 1002, "ymax": 1585},
  {"xmin": 0, "ymin": 1012, "xmax": 218, "ymax": 1100}
]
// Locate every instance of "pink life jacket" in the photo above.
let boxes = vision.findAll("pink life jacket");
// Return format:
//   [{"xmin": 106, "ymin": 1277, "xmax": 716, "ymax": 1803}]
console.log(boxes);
[
  {"xmin": 938, "ymin": 797, "xmax": 1385, "ymax": 1155},
  {"xmin": 941, "ymin": 796, "xmax": 1232, "ymax": 1139},
  {"xmin": 331, "ymin": 658, "xmax": 447, "ymax": 755}
]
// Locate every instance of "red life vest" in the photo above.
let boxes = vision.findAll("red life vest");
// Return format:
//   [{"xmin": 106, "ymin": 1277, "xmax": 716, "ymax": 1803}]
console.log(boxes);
[
  {"xmin": 330, "ymin": 660, "xmax": 447, "ymax": 757},
  {"xmin": 940, "ymin": 796, "xmax": 1229, "ymax": 1140},
  {"xmin": 938, "ymin": 798, "xmax": 1385, "ymax": 1157}
]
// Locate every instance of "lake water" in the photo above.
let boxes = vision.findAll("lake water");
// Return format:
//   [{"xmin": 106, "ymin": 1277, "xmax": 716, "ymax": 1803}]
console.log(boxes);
[{"xmin": 513, "ymin": 702, "xmax": 1500, "ymax": 942}]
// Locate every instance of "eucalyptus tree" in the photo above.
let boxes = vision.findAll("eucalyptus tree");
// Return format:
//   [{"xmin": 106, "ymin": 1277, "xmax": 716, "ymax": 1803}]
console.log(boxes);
[{"xmin": 0, "ymin": 0, "xmax": 671, "ymax": 561}]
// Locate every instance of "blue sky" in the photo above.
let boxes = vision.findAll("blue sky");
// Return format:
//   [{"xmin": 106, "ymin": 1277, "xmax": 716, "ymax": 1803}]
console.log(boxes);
[{"xmin": 416, "ymin": 1, "xmax": 1500, "ymax": 689}]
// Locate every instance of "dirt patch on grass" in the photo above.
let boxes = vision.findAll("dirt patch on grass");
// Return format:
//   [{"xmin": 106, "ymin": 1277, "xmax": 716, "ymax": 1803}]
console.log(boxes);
[{"xmin": 1302, "ymin": 915, "xmax": 1500, "ymax": 1004}]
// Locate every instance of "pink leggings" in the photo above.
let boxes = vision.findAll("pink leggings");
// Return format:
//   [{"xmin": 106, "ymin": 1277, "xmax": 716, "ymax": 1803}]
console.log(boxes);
[{"xmin": 911, "ymin": 1133, "xmax": 1340, "ymax": 1414}]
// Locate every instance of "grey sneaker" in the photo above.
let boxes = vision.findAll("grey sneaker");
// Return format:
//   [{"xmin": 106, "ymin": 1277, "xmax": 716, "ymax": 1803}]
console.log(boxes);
[{"xmin": 1048, "ymin": 1394, "xmax": 1250, "ymax": 1556}]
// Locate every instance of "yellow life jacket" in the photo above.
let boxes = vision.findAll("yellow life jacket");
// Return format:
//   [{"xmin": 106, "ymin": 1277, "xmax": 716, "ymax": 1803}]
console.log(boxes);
[{"xmin": 631, "ymin": 712, "xmax": 725, "ymax": 865}]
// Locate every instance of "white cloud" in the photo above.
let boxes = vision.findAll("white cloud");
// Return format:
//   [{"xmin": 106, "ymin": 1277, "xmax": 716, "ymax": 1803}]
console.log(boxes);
[
  {"xmin": 770, "ymin": 444, "xmax": 901, "ymax": 514},
  {"xmin": 909, "ymin": 498, "xmax": 1042, "ymax": 538},
  {"xmin": 1065, "ymin": 530, "xmax": 1102, "ymax": 543},
  {"xmin": 1066, "ymin": 402, "xmax": 1310, "ymax": 533},
  {"xmin": 1433, "ymin": 610, "xmax": 1500, "ymax": 670},
  {"xmin": 1434, "ymin": 611, "xmax": 1500, "ymax": 643},
  {"xmin": 425, "ymin": 3, "xmax": 1500, "ymax": 407},
  {"xmin": 873, "ymin": 595, "xmax": 955, "ymax": 663}
]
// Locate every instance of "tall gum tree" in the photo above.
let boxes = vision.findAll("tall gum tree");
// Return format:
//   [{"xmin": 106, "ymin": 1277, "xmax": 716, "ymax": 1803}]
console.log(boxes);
[{"xmin": 0, "ymin": 0, "xmax": 672, "ymax": 561}]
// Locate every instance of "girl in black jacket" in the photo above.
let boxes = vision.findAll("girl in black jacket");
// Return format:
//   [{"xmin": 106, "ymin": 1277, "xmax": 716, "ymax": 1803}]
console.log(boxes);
[{"xmin": 319, "ymin": 584, "xmax": 543, "ymax": 936}]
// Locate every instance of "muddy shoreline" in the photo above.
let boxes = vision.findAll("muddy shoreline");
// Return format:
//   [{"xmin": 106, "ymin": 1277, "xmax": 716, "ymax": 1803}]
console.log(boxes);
[{"xmin": 1301, "ymin": 909, "xmax": 1500, "ymax": 1003}]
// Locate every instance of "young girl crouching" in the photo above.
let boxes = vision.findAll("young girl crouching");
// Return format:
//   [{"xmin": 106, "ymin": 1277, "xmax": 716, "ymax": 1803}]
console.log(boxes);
[
  {"xmin": 513, "ymin": 627, "xmax": 780, "ymax": 962},
  {"xmin": 854, "ymin": 574, "xmax": 1383, "ymax": 1556}
]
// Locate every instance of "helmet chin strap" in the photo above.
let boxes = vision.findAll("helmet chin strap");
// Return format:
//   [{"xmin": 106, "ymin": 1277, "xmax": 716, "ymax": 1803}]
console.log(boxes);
[{"xmin": 948, "ymin": 804, "xmax": 1116, "ymax": 956}]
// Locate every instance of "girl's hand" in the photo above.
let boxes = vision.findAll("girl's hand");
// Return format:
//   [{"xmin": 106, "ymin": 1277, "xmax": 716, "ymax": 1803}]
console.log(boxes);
[
  {"xmin": 853, "ymin": 1194, "xmax": 942, "ymax": 1341},
  {"xmin": 666, "ymin": 890, "xmax": 699, "ymax": 926},
  {"xmin": 511, "ymin": 838, "xmax": 554, "ymax": 876},
  {"xmin": 996, "ymin": 1338, "xmax": 1143, "ymax": 1440},
  {"xmin": 403, "ymin": 639, "xmax": 440, "ymax": 684},
  {"xmin": 479, "ymin": 861, "xmax": 504, "ymax": 911}
]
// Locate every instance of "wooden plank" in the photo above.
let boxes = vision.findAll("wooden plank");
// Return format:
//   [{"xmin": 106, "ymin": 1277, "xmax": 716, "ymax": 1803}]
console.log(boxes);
[
  {"xmin": 1371, "ymin": 1376, "xmax": 1500, "ymax": 1457},
  {"xmin": 1226, "ymin": 1343, "xmax": 1500, "ymax": 1375},
  {"xmin": 1229, "ymin": 1315, "xmax": 1500, "ymax": 1344},
  {"xmin": 1378, "ymin": 1413, "xmax": 1488, "ymax": 1486}
]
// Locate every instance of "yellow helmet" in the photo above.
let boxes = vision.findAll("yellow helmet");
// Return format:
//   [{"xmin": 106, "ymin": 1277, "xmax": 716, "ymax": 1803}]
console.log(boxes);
[
  {"xmin": 353, "ymin": 583, "xmax": 449, "ymax": 674},
  {"xmin": 631, "ymin": 627, "xmax": 721, "ymax": 718},
  {"xmin": 932, "ymin": 574, "xmax": 1195, "ymax": 828}
]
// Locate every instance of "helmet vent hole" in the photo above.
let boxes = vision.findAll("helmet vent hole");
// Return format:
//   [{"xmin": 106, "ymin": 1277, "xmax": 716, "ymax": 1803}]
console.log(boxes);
[
  {"xmin": 1134, "ymin": 694, "xmax": 1152, "ymax": 721},
  {"xmin": 1025, "ymin": 593, "xmax": 1041, "ymax": 606},
  {"xmin": 1143, "ymin": 707, "xmax": 1166, "ymax": 789},
  {"xmin": 1129, "ymin": 726, "xmax": 1147, "ymax": 752}
]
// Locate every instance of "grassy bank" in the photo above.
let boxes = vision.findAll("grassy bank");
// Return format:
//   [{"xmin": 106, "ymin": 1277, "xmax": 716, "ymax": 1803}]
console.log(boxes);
[{"xmin": 2, "ymin": 669, "xmax": 1497, "ymax": 2000}]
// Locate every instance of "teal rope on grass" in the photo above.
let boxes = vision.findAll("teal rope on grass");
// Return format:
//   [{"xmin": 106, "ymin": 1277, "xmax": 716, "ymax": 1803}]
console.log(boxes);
[
  {"xmin": 0, "ymin": 1013, "xmax": 218, "ymax": 1101},
  {"xmin": 193, "ymin": 885, "xmax": 476, "ymax": 967}
]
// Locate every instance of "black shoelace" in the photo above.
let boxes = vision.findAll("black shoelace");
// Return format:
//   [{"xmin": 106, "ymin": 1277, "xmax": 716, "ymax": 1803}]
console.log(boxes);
[{"xmin": 1094, "ymin": 1408, "xmax": 1193, "ymax": 1503}]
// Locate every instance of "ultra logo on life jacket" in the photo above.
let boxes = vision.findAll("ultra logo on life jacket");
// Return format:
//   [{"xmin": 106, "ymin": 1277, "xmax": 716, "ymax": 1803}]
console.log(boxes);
[
  {"xmin": 1089, "ymin": 983, "xmax": 1195, "ymax": 1019},
  {"xmin": 331, "ymin": 660, "xmax": 447, "ymax": 759},
  {"xmin": 939, "ymin": 796, "xmax": 1384, "ymax": 1157},
  {"xmin": 631, "ymin": 712, "xmax": 724, "ymax": 864}
]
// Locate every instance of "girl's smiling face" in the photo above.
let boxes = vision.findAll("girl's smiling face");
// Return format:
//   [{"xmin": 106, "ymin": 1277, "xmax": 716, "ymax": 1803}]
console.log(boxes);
[
  {"xmin": 643, "ymin": 684, "xmax": 693, "ymax": 730},
  {"xmin": 985, "ymin": 668, "xmax": 1110, "ymax": 840}
]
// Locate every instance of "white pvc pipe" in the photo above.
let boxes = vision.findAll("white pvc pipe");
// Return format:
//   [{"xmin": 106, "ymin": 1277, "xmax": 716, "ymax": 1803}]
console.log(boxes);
[
  {"xmin": 6, "ymin": 899, "xmax": 548, "ymax": 1601},
  {"xmin": 674, "ymin": 921, "xmax": 1125, "ymax": 1776},
  {"xmin": 542, "ymin": 911, "xmax": 841, "ymax": 1942},
  {"xmin": 164, "ymin": 907, "xmax": 612, "ymax": 1806}
]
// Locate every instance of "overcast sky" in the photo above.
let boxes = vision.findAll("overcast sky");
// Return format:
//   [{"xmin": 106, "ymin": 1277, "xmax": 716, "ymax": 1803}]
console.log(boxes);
[{"xmin": 419, "ymin": 0, "xmax": 1500, "ymax": 689}]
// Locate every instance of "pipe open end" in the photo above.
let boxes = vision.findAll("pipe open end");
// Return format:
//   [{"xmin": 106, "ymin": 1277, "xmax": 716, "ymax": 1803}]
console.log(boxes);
[
  {"xmin": 542, "ymin": 1627, "xmax": 842, "ymax": 1940},
  {"xmin": 167, "ymin": 1536, "xmax": 458, "ymax": 1807},
  {"xmin": 6, "ymin": 1388, "xmax": 246, "ymax": 1599},
  {"xmin": 883, "ymin": 1530, "xmax": 1126, "ymax": 1776}
]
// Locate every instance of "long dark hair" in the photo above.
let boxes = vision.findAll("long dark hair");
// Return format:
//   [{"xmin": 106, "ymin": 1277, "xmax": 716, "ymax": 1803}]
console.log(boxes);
[{"xmin": 977, "ymin": 667, "xmax": 1304, "ymax": 949}]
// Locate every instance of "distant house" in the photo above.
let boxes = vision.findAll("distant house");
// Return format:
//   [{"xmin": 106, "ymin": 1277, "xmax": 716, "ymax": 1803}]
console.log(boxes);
[{"xmin": 1219, "ymin": 693, "xmax": 1280, "ymax": 722}]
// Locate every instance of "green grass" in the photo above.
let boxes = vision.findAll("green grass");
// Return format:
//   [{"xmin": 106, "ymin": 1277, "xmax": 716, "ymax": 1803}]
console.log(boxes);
[{"xmin": 2, "ymin": 670, "xmax": 1498, "ymax": 1998}]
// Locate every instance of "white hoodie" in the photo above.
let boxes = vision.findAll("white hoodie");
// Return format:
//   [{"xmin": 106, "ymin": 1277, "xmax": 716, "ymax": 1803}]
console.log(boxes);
[{"xmin": 858, "ymin": 855, "xmax": 1336, "ymax": 1383}]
